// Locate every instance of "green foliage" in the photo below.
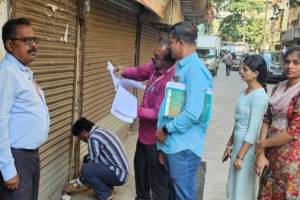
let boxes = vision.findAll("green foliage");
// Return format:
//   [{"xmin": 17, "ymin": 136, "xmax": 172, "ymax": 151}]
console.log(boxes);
[
  {"xmin": 217, "ymin": 0, "xmax": 265, "ymax": 48},
  {"xmin": 209, "ymin": 0, "xmax": 225, "ymax": 9},
  {"xmin": 245, "ymin": 18, "xmax": 264, "ymax": 48},
  {"xmin": 219, "ymin": 13, "xmax": 243, "ymax": 41},
  {"xmin": 225, "ymin": 0, "xmax": 265, "ymax": 13}
]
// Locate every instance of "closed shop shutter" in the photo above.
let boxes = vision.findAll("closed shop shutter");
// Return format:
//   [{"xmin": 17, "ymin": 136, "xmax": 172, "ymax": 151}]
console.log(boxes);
[
  {"xmin": 13, "ymin": 1, "xmax": 77, "ymax": 199},
  {"xmin": 137, "ymin": 23, "xmax": 161, "ymax": 101},
  {"xmin": 80, "ymin": 0, "xmax": 137, "ymax": 158},
  {"xmin": 140, "ymin": 24, "xmax": 161, "ymax": 64}
]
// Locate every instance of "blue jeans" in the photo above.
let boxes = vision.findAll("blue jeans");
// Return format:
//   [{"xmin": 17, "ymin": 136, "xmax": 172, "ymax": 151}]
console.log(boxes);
[
  {"xmin": 166, "ymin": 150, "xmax": 201, "ymax": 200},
  {"xmin": 81, "ymin": 162, "xmax": 124, "ymax": 200}
]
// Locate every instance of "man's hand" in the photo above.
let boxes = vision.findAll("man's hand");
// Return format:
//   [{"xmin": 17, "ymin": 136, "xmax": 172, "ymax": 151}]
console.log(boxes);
[
  {"xmin": 4, "ymin": 175, "xmax": 19, "ymax": 190},
  {"xmin": 255, "ymin": 153, "xmax": 269, "ymax": 176},
  {"xmin": 233, "ymin": 158, "xmax": 243, "ymax": 171},
  {"xmin": 156, "ymin": 128, "xmax": 167, "ymax": 144},
  {"xmin": 158, "ymin": 152, "xmax": 165, "ymax": 165},
  {"xmin": 114, "ymin": 65, "xmax": 125, "ymax": 77}
]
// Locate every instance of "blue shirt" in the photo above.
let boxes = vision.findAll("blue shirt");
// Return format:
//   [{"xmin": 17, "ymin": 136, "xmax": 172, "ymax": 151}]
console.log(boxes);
[
  {"xmin": 157, "ymin": 52, "xmax": 213, "ymax": 157},
  {"xmin": 0, "ymin": 53, "xmax": 50, "ymax": 180}
]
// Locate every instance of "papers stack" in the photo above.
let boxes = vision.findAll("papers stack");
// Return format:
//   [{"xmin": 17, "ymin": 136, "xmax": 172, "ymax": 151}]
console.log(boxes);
[{"xmin": 107, "ymin": 61, "xmax": 145, "ymax": 123}]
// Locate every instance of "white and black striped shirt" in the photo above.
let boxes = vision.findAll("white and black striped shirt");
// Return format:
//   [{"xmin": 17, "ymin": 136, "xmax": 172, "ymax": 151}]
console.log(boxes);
[{"xmin": 88, "ymin": 126, "xmax": 129, "ymax": 183}]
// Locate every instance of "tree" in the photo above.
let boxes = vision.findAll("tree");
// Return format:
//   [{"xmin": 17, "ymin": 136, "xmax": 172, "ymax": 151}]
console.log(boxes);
[
  {"xmin": 225, "ymin": 0, "xmax": 265, "ymax": 13},
  {"xmin": 219, "ymin": 12, "xmax": 243, "ymax": 41},
  {"xmin": 245, "ymin": 18, "xmax": 264, "ymax": 48},
  {"xmin": 216, "ymin": 0, "xmax": 265, "ymax": 49}
]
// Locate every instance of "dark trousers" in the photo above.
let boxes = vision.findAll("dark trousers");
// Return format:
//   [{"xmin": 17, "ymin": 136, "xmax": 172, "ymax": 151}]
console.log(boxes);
[
  {"xmin": 81, "ymin": 161, "xmax": 124, "ymax": 200},
  {"xmin": 226, "ymin": 64, "xmax": 231, "ymax": 76},
  {"xmin": 134, "ymin": 141, "xmax": 170, "ymax": 200},
  {"xmin": 0, "ymin": 148, "xmax": 40, "ymax": 200}
]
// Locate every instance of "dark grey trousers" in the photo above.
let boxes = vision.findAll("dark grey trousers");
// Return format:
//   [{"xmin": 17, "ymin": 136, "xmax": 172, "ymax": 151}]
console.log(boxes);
[
  {"xmin": 0, "ymin": 148, "xmax": 40, "ymax": 200},
  {"xmin": 134, "ymin": 141, "xmax": 171, "ymax": 200}
]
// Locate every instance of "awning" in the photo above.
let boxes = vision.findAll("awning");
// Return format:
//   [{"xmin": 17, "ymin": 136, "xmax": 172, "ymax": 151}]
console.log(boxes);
[
  {"xmin": 180, "ymin": 0, "xmax": 207, "ymax": 24},
  {"xmin": 137, "ymin": 0, "xmax": 207, "ymax": 26},
  {"xmin": 136, "ymin": 0, "xmax": 170, "ymax": 18}
]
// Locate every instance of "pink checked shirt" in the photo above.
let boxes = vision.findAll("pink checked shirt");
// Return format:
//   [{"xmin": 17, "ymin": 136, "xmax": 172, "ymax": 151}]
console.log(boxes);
[{"xmin": 123, "ymin": 61, "xmax": 175, "ymax": 144}]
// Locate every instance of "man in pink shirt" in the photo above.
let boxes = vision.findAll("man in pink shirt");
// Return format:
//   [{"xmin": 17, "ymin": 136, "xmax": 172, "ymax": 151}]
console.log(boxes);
[{"xmin": 115, "ymin": 39, "xmax": 175, "ymax": 200}]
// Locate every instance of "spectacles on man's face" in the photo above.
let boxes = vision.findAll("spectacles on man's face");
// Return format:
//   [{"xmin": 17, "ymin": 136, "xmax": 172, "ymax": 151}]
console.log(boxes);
[{"xmin": 10, "ymin": 37, "xmax": 40, "ymax": 45}]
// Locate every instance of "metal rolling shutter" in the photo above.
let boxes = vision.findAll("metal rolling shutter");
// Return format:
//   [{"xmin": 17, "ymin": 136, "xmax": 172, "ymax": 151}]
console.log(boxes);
[
  {"xmin": 80, "ymin": 0, "xmax": 137, "ymax": 157},
  {"xmin": 140, "ymin": 24, "xmax": 161, "ymax": 64},
  {"xmin": 137, "ymin": 23, "xmax": 161, "ymax": 101},
  {"xmin": 13, "ymin": 1, "xmax": 76, "ymax": 199}
]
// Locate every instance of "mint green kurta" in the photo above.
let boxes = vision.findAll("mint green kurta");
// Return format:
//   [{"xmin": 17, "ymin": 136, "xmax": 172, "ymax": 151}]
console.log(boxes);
[{"xmin": 226, "ymin": 88, "xmax": 268, "ymax": 200}]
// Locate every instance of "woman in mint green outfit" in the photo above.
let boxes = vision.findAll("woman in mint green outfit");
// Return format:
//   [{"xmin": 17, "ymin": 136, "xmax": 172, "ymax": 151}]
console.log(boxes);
[{"xmin": 222, "ymin": 55, "xmax": 268, "ymax": 200}]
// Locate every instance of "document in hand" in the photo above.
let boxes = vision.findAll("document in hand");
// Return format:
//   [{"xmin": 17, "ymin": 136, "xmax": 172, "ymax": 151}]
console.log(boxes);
[
  {"xmin": 107, "ymin": 61, "xmax": 119, "ymax": 90},
  {"xmin": 107, "ymin": 61, "xmax": 144, "ymax": 123},
  {"xmin": 111, "ymin": 86, "xmax": 137, "ymax": 123},
  {"xmin": 163, "ymin": 82, "xmax": 186, "ymax": 117},
  {"xmin": 107, "ymin": 61, "xmax": 145, "ymax": 90}
]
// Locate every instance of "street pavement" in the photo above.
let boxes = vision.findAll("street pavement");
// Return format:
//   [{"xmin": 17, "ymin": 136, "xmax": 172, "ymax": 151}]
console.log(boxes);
[{"xmin": 71, "ymin": 64, "xmax": 250, "ymax": 200}]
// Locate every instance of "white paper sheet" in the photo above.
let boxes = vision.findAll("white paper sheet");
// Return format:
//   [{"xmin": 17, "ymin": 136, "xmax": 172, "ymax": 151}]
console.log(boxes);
[
  {"xmin": 107, "ymin": 61, "xmax": 146, "ymax": 123},
  {"xmin": 119, "ymin": 79, "xmax": 146, "ymax": 90},
  {"xmin": 107, "ymin": 61, "xmax": 119, "ymax": 90},
  {"xmin": 110, "ymin": 85, "xmax": 137, "ymax": 123},
  {"xmin": 107, "ymin": 61, "xmax": 145, "ymax": 91},
  {"xmin": 111, "ymin": 109, "xmax": 134, "ymax": 123}
]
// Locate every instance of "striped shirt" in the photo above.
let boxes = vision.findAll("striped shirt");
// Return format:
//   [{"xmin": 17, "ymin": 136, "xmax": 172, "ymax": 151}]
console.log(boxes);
[{"xmin": 88, "ymin": 126, "xmax": 129, "ymax": 183}]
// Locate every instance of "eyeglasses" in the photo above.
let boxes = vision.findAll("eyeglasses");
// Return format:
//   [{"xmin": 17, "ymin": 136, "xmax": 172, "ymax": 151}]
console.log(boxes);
[{"xmin": 10, "ymin": 37, "xmax": 40, "ymax": 45}]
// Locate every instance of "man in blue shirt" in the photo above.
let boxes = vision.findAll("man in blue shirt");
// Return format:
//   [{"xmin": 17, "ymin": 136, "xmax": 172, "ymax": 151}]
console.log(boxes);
[
  {"xmin": 156, "ymin": 21, "xmax": 213, "ymax": 200},
  {"xmin": 0, "ymin": 18, "xmax": 50, "ymax": 200}
]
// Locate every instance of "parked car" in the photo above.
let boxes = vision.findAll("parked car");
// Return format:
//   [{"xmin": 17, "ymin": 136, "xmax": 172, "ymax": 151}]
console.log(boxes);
[
  {"xmin": 196, "ymin": 35, "xmax": 221, "ymax": 77},
  {"xmin": 263, "ymin": 52, "xmax": 286, "ymax": 83}
]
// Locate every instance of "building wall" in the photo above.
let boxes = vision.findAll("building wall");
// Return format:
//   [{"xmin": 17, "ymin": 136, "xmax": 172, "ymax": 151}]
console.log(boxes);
[{"xmin": 0, "ymin": 0, "xmax": 8, "ymax": 59}]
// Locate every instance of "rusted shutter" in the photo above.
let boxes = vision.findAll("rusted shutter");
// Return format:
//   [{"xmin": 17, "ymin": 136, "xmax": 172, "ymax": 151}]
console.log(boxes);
[
  {"xmin": 80, "ymin": 0, "xmax": 137, "ymax": 158},
  {"xmin": 13, "ymin": 1, "xmax": 77, "ymax": 199},
  {"xmin": 137, "ymin": 23, "xmax": 161, "ymax": 101}
]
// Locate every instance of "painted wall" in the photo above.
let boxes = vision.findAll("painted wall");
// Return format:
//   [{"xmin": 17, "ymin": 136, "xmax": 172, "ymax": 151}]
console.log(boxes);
[{"xmin": 0, "ymin": 0, "xmax": 8, "ymax": 59}]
